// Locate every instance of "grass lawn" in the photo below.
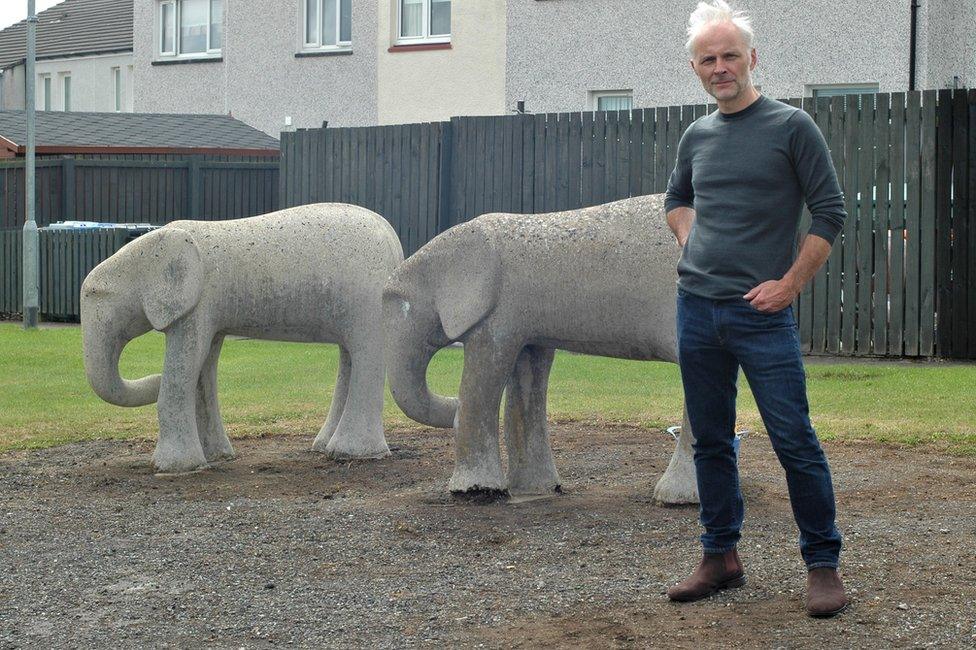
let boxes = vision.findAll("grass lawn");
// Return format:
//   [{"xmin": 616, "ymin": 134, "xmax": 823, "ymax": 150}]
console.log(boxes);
[{"xmin": 2, "ymin": 323, "xmax": 974, "ymax": 455}]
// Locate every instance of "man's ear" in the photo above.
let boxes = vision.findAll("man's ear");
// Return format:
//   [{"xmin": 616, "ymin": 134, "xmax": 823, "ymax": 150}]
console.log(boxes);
[
  {"xmin": 750, "ymin": 48, "xmax": 757, "ymax": 70},
  {"xmin": 689, "ymin": 59, "xmax": 696, "ymax": 72}
]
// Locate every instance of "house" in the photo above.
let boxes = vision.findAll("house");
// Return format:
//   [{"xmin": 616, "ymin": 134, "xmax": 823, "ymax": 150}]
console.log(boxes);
[
  {"xmin": 132, "ymin": 1, "xmax": 973, "ymax": 136},
  {"xmin": 134, "ymin": 0, "xmax": 505, "ymax": 135},
  {"xmin": 0, "ymin": 0, "xmax": 135, "ymax": 113},
  {"xmin": 505, "ymin": 0, "xmax": 975, "ymax": 114}
]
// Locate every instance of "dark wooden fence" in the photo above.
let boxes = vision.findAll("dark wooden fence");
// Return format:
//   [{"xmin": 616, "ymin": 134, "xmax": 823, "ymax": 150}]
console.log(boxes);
[
  {"xmin": 0, "ymin": 156, "xmax": 280, "ymax": 228},
  {"xmin": 0, "ymin": 154, "xmax": 280, "ymax": 320},
  {"xmin": 280, "ymin": 123, "xmax": 449, "ymax": 257},
  {"xmin": 281, "ymin": 89, "xmax": 976, "ymax": 359},
  {"xmin": 0, "ymin": 227, "xmax": 134, "ymax": 319}
]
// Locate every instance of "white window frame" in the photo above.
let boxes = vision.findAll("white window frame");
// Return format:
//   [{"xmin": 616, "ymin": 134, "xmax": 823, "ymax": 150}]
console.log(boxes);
[
  {"xmin": 112, "ymin": 67, "xmax": 122, "ymax": 112},
  {"xmin": 158, "ymin": 0, "xmax": 223, "ymax": 59},
  {"xmin": 303, "ymin": 0, "xmax": 353, "ymax": 50},
  {"xmin": 807, "ymin": 83, "xmax": 879, "ymax": 110},
  {"xmin": 39, "ymin": 74, "xmax": 51, "ymax": 111},
  {"xmin": 60, "ymin": 73, "xmax": 71, "ymax": 112},
  {"xmin": 396, "ymin": 0, "xmax": 450, "ymax": 45},
  {"xmin": 588, "ymin": 89, "xmax": 634, "ymax": 112}
]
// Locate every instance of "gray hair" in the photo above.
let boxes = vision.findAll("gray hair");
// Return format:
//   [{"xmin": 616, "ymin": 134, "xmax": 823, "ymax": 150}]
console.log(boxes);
[{"xmin": 685, "ymin": 0, "xmax": 754, "ymax": 54}]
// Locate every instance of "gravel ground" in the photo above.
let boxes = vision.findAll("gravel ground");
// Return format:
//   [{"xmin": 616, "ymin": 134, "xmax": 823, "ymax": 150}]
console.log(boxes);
[{"xmin": 1, "ymin": 423, "xmax": 974, "ymax": 648}]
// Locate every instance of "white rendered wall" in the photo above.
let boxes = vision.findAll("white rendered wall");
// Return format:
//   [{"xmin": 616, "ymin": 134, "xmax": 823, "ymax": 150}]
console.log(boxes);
[
  {"xmin": 134, "ymin": 0, "xmax": 378, "ymax": 136},
  {"xmin": 376, "ymin": 0, "xmax": 506, "ymax": 125},
  {"xmin": 505, "ymin": 0, "xmax": 955, "ymax": 114},
  {"xmin": 2, "ymin": 52, "xmax": 134, "ymax": 112}
]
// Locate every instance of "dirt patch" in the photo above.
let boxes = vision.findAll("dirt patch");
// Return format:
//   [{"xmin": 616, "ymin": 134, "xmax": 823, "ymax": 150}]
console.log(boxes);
[{"xmin": 0, "ymin": 424, "xmax": 974, "ymax": 648}]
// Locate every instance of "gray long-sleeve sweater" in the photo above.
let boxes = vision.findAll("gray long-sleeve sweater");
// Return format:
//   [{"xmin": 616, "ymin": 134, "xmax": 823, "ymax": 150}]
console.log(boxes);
[{"xmin": 664, "ymin": 95, "xmax": 847, "ymax": 301}]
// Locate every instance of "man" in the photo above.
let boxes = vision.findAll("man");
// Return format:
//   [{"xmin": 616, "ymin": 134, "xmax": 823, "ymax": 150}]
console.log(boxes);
[{"xmin": 663, "ymin": 1, "xmax": 848, "ymax": 617}]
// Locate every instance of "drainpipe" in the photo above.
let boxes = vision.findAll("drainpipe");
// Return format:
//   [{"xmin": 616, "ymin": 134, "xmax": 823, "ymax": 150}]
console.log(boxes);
[{"xmin": 909, "ymin": 0, "xmax": 919, "ymax": 91}]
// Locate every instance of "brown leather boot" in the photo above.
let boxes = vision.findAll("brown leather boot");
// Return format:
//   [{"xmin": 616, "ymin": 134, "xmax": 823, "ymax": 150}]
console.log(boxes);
[
  {"xmin": 806, "ymin": 567, "xmax": 849, "ymax": 617},
  {"xmin": 667, "ymin": 550, "xmax": 746, "ymax": 602}
]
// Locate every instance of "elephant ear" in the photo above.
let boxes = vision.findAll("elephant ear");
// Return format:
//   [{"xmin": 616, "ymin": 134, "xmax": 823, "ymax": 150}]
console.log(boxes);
[
  {"xmin": 428, "ymin": 223, "xmax": 501, "ymax": 341},
  {"xmin": 139, "ymin": 228, "xmax": 204, "ymax": 332}
]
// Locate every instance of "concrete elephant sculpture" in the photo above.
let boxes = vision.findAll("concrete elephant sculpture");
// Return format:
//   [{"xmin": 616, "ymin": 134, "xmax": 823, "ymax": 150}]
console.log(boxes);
[
  {"xmin": 82, "ymin": 203, "xmax": 404, "ymax": 473},
  {"xmin": 383, "ymin": 194, "xmax": 698, "ymax": 504}
]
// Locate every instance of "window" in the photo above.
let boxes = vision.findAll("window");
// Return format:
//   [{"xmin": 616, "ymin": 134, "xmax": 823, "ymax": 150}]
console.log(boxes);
[
  {"xmin": 61, "ymin": 74, "xmax": 71, "ymax": 111},
  {"xmin": 39, "ymin": 74, "xmax": 51, "ymax": 111},
  {"xmin": 589, "ymin": 89, "xmax": 633, "ymax": 112},
  {"xmin": 398, "ymin": 0, "xmax": 450, "ymax": 44},
  {"xmin": 159, "ymin": 0, "xmax": 222, "ymax": 57},
  {"xmin": 112, "ymin": 67, "xmax": 122, "ymax": 112},
  {"xmin": 808, "ymin": 83, "xmax": 879, "ymax": 109},
  {"xmin": 304, "ymin": 0, "xmax": 352, "ymax": 49}
]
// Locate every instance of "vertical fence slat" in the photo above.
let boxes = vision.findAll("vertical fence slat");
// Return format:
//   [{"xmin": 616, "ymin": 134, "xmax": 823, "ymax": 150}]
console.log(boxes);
[
  {"xmin": 556, "ymin": 114, "xmax": 571, "ymax": 211},
  {"xmin": 823, "ymin": 96, "xmax": 845, "ymax": 354},
  {"xmin": 872, "ymin": 93, "xmax": 891, "ymax": 355},
  {"xmin": 615, "ymin": 110, "xmax": 629, "ymax": 201},
  {"xmin": 888, "ymin": 93, "xmax": 906, "ymax": 355},
  {"xmin": 919, "ymin": 90, "xmax": 937, "ymax": 356},
  {"xmin": 904, "ymin": 91, "xmax": 922, "ymax": 356},
  {"xmin": 856, "ymin": 94, "xmax": 875, "ymax": 354},
  {"xmin": 602, "ymin": 110, "xmax": 617, "ymax": 203},
  {"xmin": 968, "ymin": 90, "xmax": 976, "ymax": 358},
  {"xmin": 488, "ymin": 117, "xmax": 502, "ymax": 213},
  {"xmin": 957, "ymin": 90, "xmax": 974, "ymax": 357},
  {"xmin": 640, "ymin": 108, "xmax": 655, "ymax": 194},
  {"xmin": 654, "ymin": 106, "xmax": 668, "ymax": 194},
  {"xmin": 629, "ymin": 108, "xmax": 643, "ymax": 198},
  {"xmin": 580, "ymin": 112, "xmax": 594, "ymax": 207},
  {"xmin": 591, "ymin": 111, "xmax": 606, "ymax": 207},
  {"xmin": 839, "ymin": 94, "xmax": 859, "ymax": 355},
  {"xmin": 544, "ymin": 113, "xmax": 558, "ymax": 212},
  {"xmin": 809, "ymin": 98, "xmax": 831, "ymax": 354},
  {"xmin": 568, "ymin": 112, "xmax": 582, "ymax": 209}
]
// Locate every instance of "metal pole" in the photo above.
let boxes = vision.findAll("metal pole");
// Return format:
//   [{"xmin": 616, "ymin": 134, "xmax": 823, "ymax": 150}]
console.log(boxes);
[{"xmin": 23, "ymin": 0, "xmax": 38, "ymax": 328}]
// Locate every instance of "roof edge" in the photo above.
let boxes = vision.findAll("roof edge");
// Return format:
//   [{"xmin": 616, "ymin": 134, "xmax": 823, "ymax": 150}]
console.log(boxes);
[
  {"xmin": 2, "ymin": 48, "xmax": 134, "ymax": 72},
  {"xmin": 12, "ymin": 145, "xmax": 280, "ymax": 157}
]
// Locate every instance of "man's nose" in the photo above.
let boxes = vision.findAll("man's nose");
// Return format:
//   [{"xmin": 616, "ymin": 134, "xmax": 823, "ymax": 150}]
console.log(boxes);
[{"xmin": 714, "ymin": 59, "xmax": 728, "ymax": 75}]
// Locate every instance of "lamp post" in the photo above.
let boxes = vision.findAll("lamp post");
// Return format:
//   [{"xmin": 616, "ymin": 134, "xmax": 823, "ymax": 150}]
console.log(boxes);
[{"xmin": 23, "ymin": 0, "xmax": 38, "ymax": 328}]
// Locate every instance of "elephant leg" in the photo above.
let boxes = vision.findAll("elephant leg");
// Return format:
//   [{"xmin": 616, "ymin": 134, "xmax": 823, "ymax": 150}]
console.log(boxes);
[
  {"xmin": 323, "ymin": 341, "xmax": 389, "ymax": 459},
  {"xmin": 195, "ymin": 334, "xmax": 234, "ymax": 463},
  {"xmin": 312, "ymin": 346, "xmax": 352, "ymax": 453},
  {"xmin": 153, "ymin": 320, "xmax": 211, "ymax": 473},
  {"xmin": 448, "ymin": 332, "xmax": 521, "ymax": 495},
  {"xmin": 505, "ymin": 345, "xmax": 561, "ymax": 495},
  {"xmin": 653, "ymin": 404, "xmax": 700, "ymax": 505}
]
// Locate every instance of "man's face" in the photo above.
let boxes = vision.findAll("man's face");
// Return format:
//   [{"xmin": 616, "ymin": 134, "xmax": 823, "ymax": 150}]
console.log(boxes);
[{"xmin": 689, "ymin": 22, "xmax": 757, "ymax": 103}]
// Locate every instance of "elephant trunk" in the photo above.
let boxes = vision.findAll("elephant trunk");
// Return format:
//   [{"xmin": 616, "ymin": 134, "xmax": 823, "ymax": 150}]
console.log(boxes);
[
  {"xmin": 387, "ymin": 340, "xmax": 458, "ymax": 429},
  {"xmin": 82, "ymin": 305, "xmax": 160, "ymax": 408},
  {"xmin": 383, "ymin": 287, "xmax": 458, "ymax": 429}
]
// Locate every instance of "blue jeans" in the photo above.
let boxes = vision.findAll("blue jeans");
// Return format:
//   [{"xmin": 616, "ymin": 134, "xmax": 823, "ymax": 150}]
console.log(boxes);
[{"xmin": 676, "ymin": 288, "xmax": 842, "ymax": 569}]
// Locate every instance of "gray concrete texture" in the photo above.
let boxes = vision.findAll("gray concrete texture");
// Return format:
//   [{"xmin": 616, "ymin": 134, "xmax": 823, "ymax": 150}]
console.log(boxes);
[
  {"xmin": 506, "ymin": 0, "xmax": 971, "ymax": 115},
  {"xmin": 383, "ymin": 194, "xmax": 697, "ymax": 504},
  {"xmin": 81, "ymin": 203, "xmax": 404, "ymax": 473},
  {"xmin": 133, "ymin": 0, "xmax": 378, "ymax": 135}
]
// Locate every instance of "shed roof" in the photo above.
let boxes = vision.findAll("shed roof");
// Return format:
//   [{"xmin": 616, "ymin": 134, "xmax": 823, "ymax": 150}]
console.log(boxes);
[
  {"xmin": 0, "ymin": 0, "xmax": 133, "ymax": 71},
  {"xmin": 0, "ymin": 111, "xmax": 280, "ymax": 157}
]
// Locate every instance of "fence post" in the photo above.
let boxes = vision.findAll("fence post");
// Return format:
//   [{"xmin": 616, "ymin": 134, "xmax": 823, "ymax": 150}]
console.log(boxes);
[
  {"xmin": 438, "ymin": 120, "xmax": 453, "ymax": 235},
  {"xmin": 278, "ymin": 132, "xmax": 289, "ymax": 210},
  {"xmin": 61, "ymin": 157, "xmax": 75, "ymax": 222},
  {"xmin": 188, "ymin": 158, "xmax": 202, "ymax": 218}
]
